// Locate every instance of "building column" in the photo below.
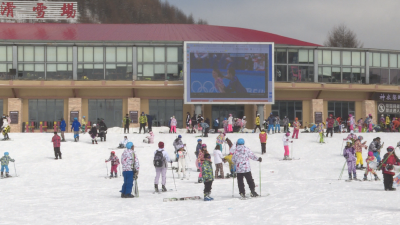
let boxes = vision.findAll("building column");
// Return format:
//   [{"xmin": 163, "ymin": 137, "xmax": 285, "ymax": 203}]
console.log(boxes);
[
  {"xmin": 362, "ymin": 100, "xmax": 376, "ymax": 124},
  {"xmin": 8, "ymin": 98, "xmax": 23, "ymax": 133},
  {"xmin": 194, "ymin": 104, "xmax": 202, "ymax": 116},
  {"xmin": 257, "ymin": 104, "xmax": 265, "ymax": 124},
  {"xmin": 68, "ymin": 98, "xmax": 82, "ymax": 133},
  {"xmin": 128, "ymin": 98, "xmax": 140, "ymax": 128},
  {"xmin": 310, "ymin": 99, "xmax": 323, "ymax": 124}
]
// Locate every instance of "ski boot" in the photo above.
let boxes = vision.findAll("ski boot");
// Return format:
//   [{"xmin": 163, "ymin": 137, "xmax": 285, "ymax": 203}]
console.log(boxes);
[
  {"xmin": 360, "ymin": 164, "xmax": 365, "ymax": 170},
  {"xmin": 250, "ymin": 190, "xmax": 259, "ymax": 197},
  {"xmin": 356, "ymin": 165, "xmax": 360, "ymax": 170},
  {"xmin": 348, "ymin": 173, "xmax": 352, "ymax": 181},
  {"xmin": 59, "ymin": 154, "xmax": 62, "ymax": 160},
  {"xmin": 109, "ymin": 173, "xmax": 113, "ymax": 179},
  {"xmin": 204, "ymin": 192, "xmax": 213, "ymax": 201},
  {"xmin": 197, "ymin": 169, "xmax": 200, "ymax": 172},
  {"xmin": 363, "ymin": 174, "xmax": 368, "ymax": 181},
  {"xmin": 198, "ymin": 177, "xmax": 203, "ymax": 183},
  {"xmin": 239, "ymin": 193, "xmax": 247, "ymax": 200},
  {"xmin": 226, "ymin": 173, "xmax": 230, "ymax": 178},
  {"xmin": 95, "ymin": 140, "xmax": 98, "ymax": 144},
  {"xmin": 92, "ymin": 140, "xmax": 94, "ymax": 144},
  {"xmin": 124, "ymin": 194, "xmax": 135, "ymax": 198},
  {"xmin": 0, "ymin": 172, "xmax": 3, "ymax": 178},
  {"xmin": 374, "ymin": 174, "xmax": 380, "ymax": 181},
  {"xmin": 114, "ymin": 172, "xmax": 117, "ymax": 178},
  {"xmin": 353, "ymin": 172, "xmax": 358, "ymax": 181},
  {"xmin": 154, "ymin": 184, "xmax": 159, "ymax": 193},
  {"xmin": 5, "ymin": 172, "xmax": 11, "ymax": 178},
  {"xmin": 162, "ymin": 185, "xmax": 167, "ymax": 192}
]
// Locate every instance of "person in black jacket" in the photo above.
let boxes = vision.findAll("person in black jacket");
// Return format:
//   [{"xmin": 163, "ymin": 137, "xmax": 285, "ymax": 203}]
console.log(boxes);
[
  {"xmin": 89, "ymin": 124, "xmax": 98, "ymax": 144},
  {"xmin": 186, "ymin": 112, "xmax": 191, "ymax": 133},
  {"xmin": 98, "ymin": 119, "xmax": 108, "ymax": 142},
  {"xmin": 191, "ymin": 115, "xmax": 197, "ymax": 133},
  {"xmin": 147, "ymin": 114, "xmax": 153, "ymax": 132}
]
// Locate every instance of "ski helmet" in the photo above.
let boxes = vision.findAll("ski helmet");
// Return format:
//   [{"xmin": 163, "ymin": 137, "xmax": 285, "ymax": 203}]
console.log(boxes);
[
  {"xmin": 358, "ymin": 136, "xmax": 363, "ymax": 140},
  {"xmin": 257, "ymin": 114, "xmax": 260, "ymax": 117},
  {"xmin": 346, "ymin": 140, "xmax": 352, "ymax": 145},
  {"xmin": 201, "ymin": 144, "xmax": 207, "ymax": 148},
  {"xmin": 111, "ymin": 151, "xmax": 115, "ymax": 154},
  {"xmin": 83, "ymin": 116, "xmax": 86, "ymax": 118},
  {"xmin": 74, "ymin": 117, "xmax": 77, "ymax": 120},
  {"xmin": 237, "ymin": 138, "xmax": 245, "ymax": 145},
  {"xmin": 285, "ymin": 132, "xmax": 290, "ymax": 136},
  {"xmin": 126, "ymin": 142, "xmax": 133, "ymax": 149},
  {"xmin": 197, "ymin": 139, "xmax": 202, "ymax": 142},
  {"xmin": 368, "ymin": 151, "xmax": 373, "ymax": 157},
  {"xmin": 4, "ymin": 152, "xmax": 9, "ymax": 156},
  {"xmin": 178, "ymin": 135, "xmax": 182, "ymax": 138},
  {"xmin": 243, "ymin": 116, "xmax": 246, "ymax": 119},
  {"xmin": 387, "ymin": 146, "xmax": 395, "ymax": 152},
  {"xmin": 93, "ymin": 124, "xmax": 96, "ymax": 127}
]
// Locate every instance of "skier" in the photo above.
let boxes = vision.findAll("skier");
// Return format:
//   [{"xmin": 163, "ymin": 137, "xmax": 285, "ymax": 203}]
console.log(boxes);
[
  {"xmin": 216, "ymin": 132, "xmax": 226, "ymax": 152},
  {"xmin": 0, "ymin": 152, "xmax": 15, "ymax": 178},
  {"xmin": 197, "ymin": 144, "xmax": 207, "ymax": 183},
  {"xmin": 119, "ymin": 136, "xmax": 129, "ymax": 148},
  {"xmin": 227, "ymin": 114, "xmax": 233, "ymax": 133},
  {"xmin": 368, "ymin": 137, "xmax": 382, "ymax": 163},
  {"xmin": 144, "ymin": 131, "xmax": 154, "ymax": 144},
  {"xmin": 326, "ymin": 114, "xmax": 334, "ymax": 137},
  {"xmin": 98, "ymin": 119, "xmax": 108, "ymax": 142},
  {"xmin": 240, "ymin": 116, "xmax": 247, "ymax": 133},
  {"xmin": 292, "ymin": 118, "xmax": 301, "ymax": 139},
  {"xmin": 381, "ymin": 146, "xmax": 400, "ymax": 191},
  {"xmin": 168, "ymin": 117, "xmax": 172, "ymax": 133},
  {"xmin": 81, "ymin": 116, "xmax": 87, "ymax": 134},
  {"xmin": 71, "ymin": 118, "xmax": 81, "ymax": 142},
  {"xmin": 223, "ymin": 153, "xmax": 236, "ymax": 178},
  {"xmin": 343, "ymin": 140, "xmax": 357, "ymax": 180},
  {"xmin": 317, "ymin": 122, "xmax": 325, "ymax": 143},
  {"xmin": 213, "ymin": 118, "xmax": 219, "ymax": 133},
  {"xmin": 385, "ymin": 115, "xmax": 390, "ymax": 130},
  {"xmin": 51, "ymin": 132, "xmax": 62, "ymax": 160},
  {"xmin": 200, "ymin": 119, "xmax": 210, "ymax": 137},
  {"xmin": 223, "ymin": 118, "xmax": 228, "ymax": 133},
  {"xmin": 123, "ymin": 114, "xmax": 130, "ymax": 134},
  {"xmin": 349, "ymin": 114, "xmax": 355, "ymax": 132},
  {"xmin": 89, "ymin": 124, "xmax": 98, "ymax": 144},
  {"xmin": 357, "ymin": 118, "xmax": 363, "ymax": 133},
  {"xmin": 60, "ymin": 118, "xmax": 66, "ymax": 142},
  {"xmin": 343, "ymin": 130, "xmax": 357, "ymax": 143},
  {"xmin": 1, "ymin": 116, "xmax": 10, "ymax": 140},
  {"xmin": 154, "ymin": 142, "xmax": 172, "ymax": 192},
  {"xmin": 259, "ymin": 129, "xmax": 267, "ymax": 154},
  {"xmin": 253, "ymin": 114, "xmax": 261, "ymax": 133},
  {"xmin": 139, "ymin": 112, "xmax": 147, "ymax": 134},
  {"xmin": 333, "ymin": 117, "xmax": 340, "ymax": 133},
  {"xmin": 282, "ymin": 132, "xmax": 293, "ymax": 160},
  {"xmin": 275, "ymin": 115, "xmax": 281, "ymax": 133},
  {"xmin": 105, "ymin": 151, "xmax": 120, "ymax": 178},
  {"xmin": 191, "ymin": 114, "xmax": 197, "ymax": 133},
  {"xmin": 173, "ymin": 135, "xmax": 184, "ymax": 161},
  {"xmin": 354, "ymin": 136, "xmax": 367, "ymax": 170},
  {"xmin": 170, "ymin": 116, "xmax": 177, "ymax": 133},
  {"xmin": 147, "ymin": 114, "xmax": 153, "ymax": 132},
  {"xmin": 232, "ymin": 138, "xmax": 262, "ymax": 198},
  {"xmin": 186, "ymin": 112, "xmax": 191, "ymax": 133},
  {"xmin": 177, "ymin": 146, "xmax": 186, "ymax": 179},
  {"xmin": 267, "ymin": 113, "xmax": 275, "ymax": 134},
  {"xmin": 202, "ymin": 153, "xmax": 215, "ymax": 201},
  {"xmin": 121, "ymin": 142, "xmax": 139, "ymax": 198},
  {"xmin": 363, "ymin": 151, "xmax": 380, "ymax": 181},
  {"xmin": 197, "ymin": 114, "xmax": 204, "ymax": 133},
  {"xmin": 379, "ymin": 114, "xmax": 385, "ymax": 128},
  {"xmin": 195, "ymin": 139, "xmax": 202, "ymax": 172},
  {"xmin": 213, "ymin": 145, "xmax": 224, "ymax": 179}
]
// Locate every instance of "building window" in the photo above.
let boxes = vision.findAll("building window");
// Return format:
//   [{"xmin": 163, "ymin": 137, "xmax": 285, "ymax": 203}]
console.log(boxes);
[
  {"xmin": 390, "ymin": 69, "xmax": 400, "ymax": 85},
  {"xmin": 88, "ymin": 99, "xmax": 122, "ymax": 128},
  {"xmin": 29, "ymin": 99, "xmax": 64, "ymax": 129},
  {"xmin": 370, "ymin": 68, "xmax": 390, "ymax": 84},
  {"xmin": 17, "ymin": 46, "xmax": 45, "ymax": 80},
  {"xmin": 275, "ymin": 49, "xmax": 287, "ymax": 64},
  {"xmin": 0, "ymin": 46, "xmax": 13, "ymax": 80},
  {"xmin": 328, "ymin": 101, "xmax": 355, "ymax": 123},
  {"xmin": 319, "ymin": 67, "xmax": 341, "ymax": 83},
  {"xmin": 288, "ymin": 66, "xmax": 313, "ymax": 82},
  {"xmin": 275, "ymin": 65, "xmax": 287, "ymax": 82},
  {"xmin": 149, "ymin": 99, "xmax": 183, "ymax": 127},
  {"xmin": 271, "ymin": 101, "xmax": 302, "ymax": 124},
  {"xmin": 0, "ymin": 99, "xmax": 3, "ymax": 115}
]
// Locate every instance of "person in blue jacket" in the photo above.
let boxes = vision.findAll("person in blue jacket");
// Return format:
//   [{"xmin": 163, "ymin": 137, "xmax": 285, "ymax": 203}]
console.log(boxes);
[
  {"xmin": 267, "ymin": 113, "xmax": 276, "ymax": 134},
  {"xmin": 71, "ymin": 118, "xmax": 81, "ymax": 142},
  {"xmin": 60, "ymin": 118, "xmax": 66, "ymax": 142},
  {"xmin": 310, "ymin": 124, "xmax": 317, "ymax": 132}
]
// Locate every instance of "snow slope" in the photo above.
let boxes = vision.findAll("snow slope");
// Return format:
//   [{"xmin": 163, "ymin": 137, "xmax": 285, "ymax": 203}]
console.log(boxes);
[{"xmin": 0, "ymin": 130, "xmax": 399, "ymax": 225}]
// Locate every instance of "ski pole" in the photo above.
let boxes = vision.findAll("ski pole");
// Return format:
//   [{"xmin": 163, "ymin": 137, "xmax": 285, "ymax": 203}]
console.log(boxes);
[
  {"xmin": 338, "ymin": 161, "xmax": 346, "ymax": 180},
  {"xmin": 232, "ymin": 172, "xmax": 235, "ymax": 197},
  {"xmin": 171, "ymin": 162, "xmax": 177, "ymax": 191},
  {"xmin": 135, "ymin": 179, "xmax": 139, "ymax": 197},
  {"xmin": 259, "ymin": 162, "xmax": 261, "ymax": 197},
  {"xmin": 339, "ymin": 140, "xmax": 344, "ymax": 155},
  {"xmin": 291, "ymin": 141, "xmax": 294, "ymax": 159},
  {"xmin": 105, "ymin": 161, "xmax": 108, "ymax": 177},
  {"xmin": 119, "ymin": 164, "xmax": 122, "ymax": 177},
  {"xmin": 13, "ymin": 162, "xmax": 17, "ymax": 177}
]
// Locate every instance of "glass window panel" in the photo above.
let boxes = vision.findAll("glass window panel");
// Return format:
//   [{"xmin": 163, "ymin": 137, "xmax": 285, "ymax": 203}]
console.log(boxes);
[
  {"xmin": 25, "ymin": 64, "xmax": 34, "ymax": 71},
  {"xmin": 289, "ymin": 66, "xmax": 313, "ymax": 82},
  {"xmin": 68, "ymin": 47, "xmax": 72, "ymax": 62},
  {"xmin": 138, "ymin": 64, "xmax": 142, "ymax": 73},
  {"xmin": 47, "ymin": 64, "xmax": 56, "ymax": 72},
  {"xmin": 155, "ymin": 64, "xmax": 165, "ymax": 73},
  {"xmin": 155, "ymin": 47, "xmax": 165, "ymax": 62},
  {"xmin": 106, "ymin": 64, "xmax": 116, "ymax": 69},
  {"xmin": 57, "ymin": 64, "xmax": 67, "ymax": 71},
  {"xmin": 24, "ymin": 46, "xmax": 34, "ymax": 61},
  {"xmin": 84, "ymin": 64, "xmax": 94, "ymax": 69},
  {"xmin": 35, "ymin": 64, "xmax": 44, "ymax": 72},
  {"xmin": 323, "ymin": 50, "xmax": 331, "ymax": 64},
  {"xmin": 275, "ymin": 49, "xmax": 287, "ymax": 64},
  {"xmin": 167, "ymin": 47, "xmax": 178, "ymax": 62},
  {"xmin": 78, "ymin": 47, "xmax": 83, "ymax": 62},
  {"xmin": 369, "ymin": 68, "xmax": 380, "ymax": 84},
  {"xmin": 178, "ymin": 47, "xmax": 183, "ymax": 62},
  {"xmin": 143, "ymin": 47, "xmax": 154, "ymax": 62},
  {"xmin": 143, "ymin": 64, "xmax": 154, "ymax": 76},
  {"xmin": 18, "ymin": 46, "xmax": 23, "ymax": 61},
  {"xmin": 398, "ymin": 54, "xmax": 400, "ymax": 68},
  {"xmin": 7, "ymin": 46, "xmax": 12, "ymax": 61},
  {"xmin": 167, "ymin": 64, "xmax": 178, "ymax": 73},
  {"xmin": 381, "ymin": 53, "xmax": 389, "ymax": 67},
  {"xmin": 352, "ymin": 52, "xmax": 360, "ymax": 66},
  {"xmin": 57, "ymin": 47, "xmax": 67, "ymax": 62},
  {"xmin": 298, "ymin": 49, "xmax": 308, "ymax": 63},
  {"xmin": 0, "ymin": 64, "xmax": 6, "ymax": 72},
  {"xmin": 322, "ymin": 67, "xmax": 331, "ymax": 76},
  {"xmin": 288, "ymin": 49, "xmax": 298, "ymax": 64},
  {"xmin": 18, "ymin": 64, "xmax": 23, "ymax": 71},
  {"xmin": 137, "ymin": 47, "xmax": 142, "ymax": 62},
  {"xmin": 84, "ymin": 47, "xmax": 94, "ymax": 62},
  {"xmin": 127, "ymin": 47, "xmax": 132, "ymax": 62},
  {"xmin": 94, "ymin": 64, "xmax": 103, "ymax": 69},
  {"xmin": 0, "ymin": 46, "xmax": 6, "ymax": 61},
  {"xmin": 94, "ymin": 47, "xmax": 103, "ymax": 62},
  {"xmin": 308, "ymin": 50, "xmax": 313, "ymax": 62},
  {"xmin": 317, "ymin": 50, "xmax": 322, "ymax": 64},
  {"xmin": 390, "ymin": 69, "xmax": 400, "ymax": 85},
  {"xmin": 117, "ymin": 47, "xmax": 127, "ymax": 62},
  {"xmin": 390, "ymin": 54, "xmax": 397, "ymax": 68},
  {"xmin": 381, "ymin": 68, "xmax": 389, "ymax": 84},
  {"xmin": 361, "ymin": 52, "xmax": 365, "ymax": 66},
  {"xmin": 332, "ymin": 51, "xmax": 340, "ymax": 65},
  {"xmin": 373, "ymin": 53, "xmax": 380, "ymax": 67},
  {"xmin": 47, "ymin": 47, "xmax": 56, "ymax": 62},
  {"xmin": 68, "ymin": 64, "xmax": 72, "ymax": 71},
  {"xmin": 106, "ymin": 47, "xmax": 116, "ymax": 62},
  {"xmin": 342, "ymin": 51, "xmax": 351, "ymax": 66},
  {"xmin": 275, "ymin": 65, "xmax": 287, "ymax": 82}
]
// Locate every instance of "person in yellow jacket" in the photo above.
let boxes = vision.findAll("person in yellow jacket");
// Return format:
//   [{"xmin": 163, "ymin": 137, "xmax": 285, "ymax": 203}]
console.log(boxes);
[
  {"xmin": 223, "ymin": 153, "xmax": 236, "ymax": 178},
  {"xmin": 253, "ymin": 114, "xmax": 261, "ymax": 133},
  {"xmin": 139, "ymin": 112, "xmax": 147, "ymax": 134},
  {"xmin": 385, "ymin": 115, "xmax": 390, "ymax": 129},
  {"xmin": 81, "ymin": 116, "xmax": 86, "ymax": 133}
]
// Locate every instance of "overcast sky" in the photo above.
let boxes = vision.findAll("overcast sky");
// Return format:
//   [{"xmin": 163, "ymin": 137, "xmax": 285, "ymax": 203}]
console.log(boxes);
[{"xmin": 163, "ymin": 0, "xmax": 400, "ymax": 50}]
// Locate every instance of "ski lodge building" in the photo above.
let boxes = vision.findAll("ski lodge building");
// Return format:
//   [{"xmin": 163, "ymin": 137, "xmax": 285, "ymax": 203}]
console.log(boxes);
[{"xmin": 0, "ymin": 23, "xmax": 397, "ymax": 132}]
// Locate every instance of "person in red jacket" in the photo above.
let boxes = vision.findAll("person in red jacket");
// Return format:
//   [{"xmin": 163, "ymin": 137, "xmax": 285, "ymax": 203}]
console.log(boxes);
[
  {"xmin": 326, "ymin": 114, "xmax": 335, "ymax": 137},
  {"xmin": 381, "ymin": 146, "xmax": 400, "ymax": 191},
  {"xmin": 51, "ymin": 132, "xmax": 62, "ymax": 160},
  {"xmin": 259, "ymin": 129, "xmax": 267, "ymax": 154}
]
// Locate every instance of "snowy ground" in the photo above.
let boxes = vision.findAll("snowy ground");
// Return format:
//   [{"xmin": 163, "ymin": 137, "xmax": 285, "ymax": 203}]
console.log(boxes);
[{"xmin": 1, "ymin": 129, "xmax": 400, "ymax": 225}]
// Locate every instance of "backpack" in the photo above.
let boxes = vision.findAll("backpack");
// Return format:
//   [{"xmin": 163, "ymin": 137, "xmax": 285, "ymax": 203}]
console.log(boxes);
[{"xmin": 154, "ymin": 150, "xmax": 164, "ymax": 167}]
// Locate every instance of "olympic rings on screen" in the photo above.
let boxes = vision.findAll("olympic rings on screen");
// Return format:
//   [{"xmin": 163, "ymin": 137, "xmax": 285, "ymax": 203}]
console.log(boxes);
[{"xmin": 191, "ymin": 81, "xmax": 217, "ymax": 93}]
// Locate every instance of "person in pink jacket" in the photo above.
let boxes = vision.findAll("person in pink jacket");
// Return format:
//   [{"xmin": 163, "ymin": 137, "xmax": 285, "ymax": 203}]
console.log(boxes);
[
  {"xmin": 170, "ymin": 116, "xmax": 177, "ymax": 133},
  {"xmin": 292, "ymin": 118, "xmax": 301, "ymax": 139},
  {"xmin": 105, "ymin": 151, "xmax": 120, "ymax": 178}
]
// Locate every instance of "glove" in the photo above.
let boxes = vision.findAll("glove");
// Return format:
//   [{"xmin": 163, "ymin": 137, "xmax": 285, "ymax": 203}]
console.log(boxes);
[{"xmin": 258, "ymin": 157, "xmax": 262, "ymax": 162}]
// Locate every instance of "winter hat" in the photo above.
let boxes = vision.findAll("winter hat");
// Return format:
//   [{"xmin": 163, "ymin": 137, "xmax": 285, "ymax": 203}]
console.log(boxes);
[
  {"xmin": 349, "ymin": 114, "xmax": 352, "ymax": 117},
  {"xmin": 178, "ymin": 135, "xmax": 182, "ymax": 138},
  {"xmin": 111, "ymin": 151, "xmax": 115, "ymax": 154},
  {"xmin": 4, "ymin": 152, "xmax": 9, "ymax": 156},
  {"xmin": 201, "ymin": 144, "xmax": 207, "ymax": 148},
  {"xmin": 83, "ymin": 116, "xmax": 85, "ymax": 118},
  {"xmin": 224, "ymin": 118, "xmax": 227, "ymax": 120},
  {"xmin": 126, "ymin": 142, "xmax": 133, "ymax": 149},
  {"xmin": 286, "ymin": 132, "xmax": 290, "ymax": 136},
  {"xmin": 346, "ymin": 140, "xmax": 352, "ymax": 145},
  {"xmin": 243, "ymin": 116, "xmax": 246, "ymax": 119},
  {"xmin": 329, "ymin": 114, "xmax": 333, "ymax": 117},
  {"xmin": 350, "ymin": 130, "xmax": 354, "ymax": 134},
  {"xmin": 197, "ymin": 139, "xmax": 202, "ymax": 142},
  {"xmin": 257, "ymin": 114, "xmax": 260, "ymax": 116},
  {"xmin": 74, "ymin": 117, "xmax": 77, "ymax": 121},
  {"xmin": 158, "ymin": 142, "xmax": 164, "ymax": 148},
  {"xmin": 387, "ymin": 146, "xmax": 395, "ymax": 152},
  {"xmin": 93, "ymin": 124, "xmax": 97, "ymax": 127},
  {"xmin": 229, "ymin": 114, "xmax": 232, "ymax": 116},
  {"xmin": 270, "ymin": 113, "xmax": 273, "ymax": 115},
  {"xmin": 368, "ymin": 151, "xmax": 374, "ymax": 157}
]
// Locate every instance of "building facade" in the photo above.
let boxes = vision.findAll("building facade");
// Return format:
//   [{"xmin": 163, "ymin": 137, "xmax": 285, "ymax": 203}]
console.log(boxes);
[{"xmin": 0, "ymin": 23, "xmax": 395, "ymax": 132}]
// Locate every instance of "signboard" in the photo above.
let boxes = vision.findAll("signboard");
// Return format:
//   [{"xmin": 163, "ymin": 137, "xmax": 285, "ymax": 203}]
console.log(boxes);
[
  {"xmin": 129, "ymin": 111, "xmax": 138, "ymax": 123},
  {"xmin": 0, "ymin": 1, "xmax": 78, "ymax": 20},
  {"xmin": 9, "ymin": 111, "xmax": 18, "ymax": 124},
  {"xmin": 373, "ymin": 93, "xmax": 400, "ymax": 102},
  {"xmin": 314, "ymin": 112, "xmax": 323, "ymax": 124},
  {"xmin": 377, "ymin": 102, "xmax": 400, "ymax": 114},
  {"xmin": 184, "ymin": 41, "xmax": 274, "ymax": 104},
  {"xmin": 70, "ymin": 111, "xmax": 79, "ymax": 122}
]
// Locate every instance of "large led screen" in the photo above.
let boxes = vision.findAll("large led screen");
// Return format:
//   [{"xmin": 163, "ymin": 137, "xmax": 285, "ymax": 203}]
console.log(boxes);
[{"xmin": 184, "ymin": 42, "xmax": 274, "ymax": 104}]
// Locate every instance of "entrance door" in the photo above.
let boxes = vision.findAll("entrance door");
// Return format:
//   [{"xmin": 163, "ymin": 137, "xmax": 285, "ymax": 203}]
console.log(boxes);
[
  {"xmin": 211, "ymin": 105, "xmax": 244, "ymax": 128},
  {"xmin": 88, "ymin": 99, "xmax": 122, "ymax": 128}
]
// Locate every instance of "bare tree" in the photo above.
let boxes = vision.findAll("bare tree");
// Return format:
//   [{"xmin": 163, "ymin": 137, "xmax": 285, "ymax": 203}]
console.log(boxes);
[{"xmin": 324, "ymin": 24, "xmax": 363, "ymax": 48}]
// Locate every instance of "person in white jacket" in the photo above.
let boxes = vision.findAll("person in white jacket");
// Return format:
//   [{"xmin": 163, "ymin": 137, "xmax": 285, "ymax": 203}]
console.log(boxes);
[
  {"xmin": 232, "ymin": 138, "xmax": 262, "ymax": 198},
  {"xmin": 118, "ymin": 136, "xmax": 129, "ymax": 148},
  {"xmin": 213, "ymin": 145, "xmax": 224, "ymax": 178},
  {"xmin": 227, "ymin": 114, "xmax": 233, "ymax": 133},
  {"xmin": 282, "ymin": 132, "xmax": 293, "ymax": 160},
  {"xmin": 2, "ymin": 116, "xmax": 10, "ymax": 140},
  {"xmin": 154, "ymin": 142, "xmax": 172, "ymax": 192},
  {"xmin": 177, "ymin": 145, "xmax": 186, "ymax": 179}
]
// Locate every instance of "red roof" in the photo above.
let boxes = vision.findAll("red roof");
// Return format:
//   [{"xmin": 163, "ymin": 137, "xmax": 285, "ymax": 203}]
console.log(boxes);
[{"xmin": 0, "ymin": 23, "xmax": 319, "ymax": 46}]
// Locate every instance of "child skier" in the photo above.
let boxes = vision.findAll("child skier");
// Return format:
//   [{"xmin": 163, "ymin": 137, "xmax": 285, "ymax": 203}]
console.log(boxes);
[
  {"xmin": 213, "ymin": 145, "xmax": 224, "ymax": 179},
  {"xmin": 119, "ymin": 136, "xmax": 129, "ymax": 148},
  {"xmin": 317, "ymin": 122, "xmax": 325, "ymax": 143},
  {"xmin": 170, "ymin": 116, "xmax": 177, "ymax": 133},
  {"xmin": 381, "ymin": 146, "xmax": 400, "ymax": 191},
  {"xmin": 105, "ymin": 151, "xmax": 120, "ymax": 178},
  {"xmin": 89, "ymin": 124, "xmax": 98, "ymax": 144},
  {"xmin": 343, "ymin": 130, "xmax": 357, "ymax": 143},
  {"xmin": 223, "ymin": 153, "xmax": 236, "ymax": 178},
  {"xmin": 81, "ymin": 116, "xmax": 86, "ymax": 134},
  {"xmin": 1, "ymin": 116, "xmax": 10, "ymax": 140},
  {"xmin": 197, "ymin": 144, "xmax": 207, "ymax": 183},
  {"xmin": 51, "ymin": 132, "xmax": 62, "ymax": 160},
  {"xmin": 195, "ymin": 139, "xmax": 202, "ymax": 172},
  {"xmin": 202, "ymin": 153, "xmax": 214, "ymax": 201},
  {"xmin": 368, "ymin": 137, "xmax": 382, "ymax": 163},
  {"xmin": 275, "ymin": 116, "xmax": 281, "ymax": 133},
  {"xmin": 259, "ymin": 129, "xmax": 267, "ymax": 154},
  {"xmin": 71, "ymin": 117, "xmax": 81, "ymax": 142},
  {"xmin": 240, "ymin": 116, "xmax": 247, "ymax": 133},
  {"xmin": 292, "ymin": 118, "xmax": 301, "ymax": 139},
  {"xmin": 227, "ymin": 114, "xmax": 233, "ymax": 133},
  {"xmin": 343, "ymin": 140, "xmax": 357, "ymax": 181},
  {"xmin": 254, "ymin": 114, "xmax": 261, "ymax": 133},
  {"xmin": 177, "ymin": 146, "xmax": 187, "ymax": 179},
  {"xmin": 354, "ymin": 136, "xmax": 367, "ymax": 170},
  {"xmin": 363, "ymin": 151, "xmax": 380, "ymax": 181},
  {"xmin": 0, "ymin": 152, "xmax": 15, "ymax": 178},
  {"xmin": 216, "ymin": 132, "xmax": 226, "ymax": 152},
  {"xmin": 282, "ymin": 132, "xmax": 293, "ymax": 160},
  {"xmin": 223, "ymin": 118, "xmax": 228, "ymax": 133},
  {"xmin": 144, "ymin": 131, "xmax": 154, "ymax": 144}
]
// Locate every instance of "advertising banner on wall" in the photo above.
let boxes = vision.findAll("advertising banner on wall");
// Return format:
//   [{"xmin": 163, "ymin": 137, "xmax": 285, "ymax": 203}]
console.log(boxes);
[{"xmin": 184, "ymin": 42, "xmax": 274, "ymax": 104}]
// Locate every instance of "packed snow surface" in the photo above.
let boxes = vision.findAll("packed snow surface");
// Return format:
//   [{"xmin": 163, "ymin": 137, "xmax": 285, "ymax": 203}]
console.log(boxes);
[{"xmin": 1, "ymin": 129, "xmax": 400, "ymax": 225}]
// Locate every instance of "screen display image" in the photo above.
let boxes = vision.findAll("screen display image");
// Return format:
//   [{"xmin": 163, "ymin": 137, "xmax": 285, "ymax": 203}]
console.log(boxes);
[{"xmin": 184, "ymin": 42, "xmax": 274, "ymax": 104}]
